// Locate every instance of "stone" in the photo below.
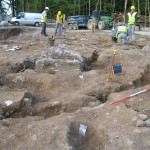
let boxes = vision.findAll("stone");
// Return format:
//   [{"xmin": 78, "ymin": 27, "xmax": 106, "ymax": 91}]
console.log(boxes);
[
  {"xmin": 129, "ymin": 82, "xmax": 133, "ymax": 85},
  {"xmin": 136, "ymin": 119, "xmax": 145, "ymax": 127},
  {"xmin": 145, "ymin": 119, "xmax": 150, "ymax": 127},
  {"xmin": 0, "ymin": 115, "xmax": 3, "ymax": 119},
  {"xmin": 142, "ymin": 45, "xmax": 150, "ymax": 51},
  {"xmin": 1, "ymin": 119, "xmax": 10, "ymax": 127},
  {"xmin": 23, "ymin": 98, "xmax": 32, "ymax": 106},
  {"xmin": 133, "ymin": 128, "xmax": 142, "ymax": 134},
  {"xmin": 9, "ymin": 134, "xmax": 16, "ymax": 138},
  {"xmin": 0, "ymin": 109, "xmax": 4, "ymax": 115},
  {"xmin": 88, "ymin": 100, "xmax": 100, "ymax": 108},
  {"xmin": 139, "ymin": 114, "xmax": 148, "ymax": 121},
  {"xmin": 126, "ymin": 139, "xmax": 133, "ymax": 146},
  {"xmin": 141, "ymin": 127, "xmax": 150, "ymax": 133},
  {"xmin": 132, "ymin": 117, "xmax": 138, "ymax": 122},
  {"xmin": 35, "ymin": 58, "xmax": 56, "ymax": 70}
]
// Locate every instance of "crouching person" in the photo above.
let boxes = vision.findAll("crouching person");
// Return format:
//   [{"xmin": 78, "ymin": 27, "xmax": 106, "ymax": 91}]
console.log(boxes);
[{"xmin": 114, "ymin": 23, "xmax": 130, "ymax": 45}]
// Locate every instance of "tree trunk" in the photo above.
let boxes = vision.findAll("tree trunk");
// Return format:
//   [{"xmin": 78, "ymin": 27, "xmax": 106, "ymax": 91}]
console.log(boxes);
[
  {"xmin": 85, "ymin": 1, "xmax": 88, "ymax": 15},
  {"xmin": 23, "ymin": 0, "xmax": 26, "ymax": 12},
  {"xmin": 100, "ymin": 0, "xmax": 101, "ymax": 10},
  {"xmin": 104, "ymin": 0, "xmax": 106, "ymax": 11},
  {"xmin": 148, "ymin": 0, "xmax": 150, "ymax": 27},
  {"xmin": 15, "ymin": 0, "xmax": 18, "ymax": 14},
  {"xmin": 113, "ymin": 0, "xmax": 115, "ymax": 13},
  {"xmin": 132, "ymin": 0, "xmax": 135, "ymax": 5},
  {"xmin": 138, "ymin": 0, "xmax": 140, "ymax": 15},
  {"xmin": 78, "ymin": 0, "xmax": 80, "ymax": 15},
  {"xmin": 111, "ymin": 0, "xmax": 113, "ymax": 14},
  {"xmin": 89, "ymin": 0, "xmax": 90, "ymax": 16},
  {"xmin": 96, "ymin": 0, "xmax": 98, "ymax": 10},
  {"xmin": 124, "ymin": 0, "xmax": 128, "ymax": 18},
  {"xmin": 74, "ymin": 0, "xmax": 76, "ymax": 15},
  {"xmin": 26, "ymin": 0, "xmax": 28, "ymax": 12},
  {"xmin": 145, "ymin": 0, "xmax": 147, "ymax": 28},
  {"xmin": 12, "ymin": 0, "xmax": 15, "ymax": 16}
]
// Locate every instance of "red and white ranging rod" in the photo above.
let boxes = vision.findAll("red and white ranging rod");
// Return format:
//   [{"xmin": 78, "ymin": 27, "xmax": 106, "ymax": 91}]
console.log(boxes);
[{"xmin": 110, "ymin": 87, "xmax": 150, "ymax": 104}]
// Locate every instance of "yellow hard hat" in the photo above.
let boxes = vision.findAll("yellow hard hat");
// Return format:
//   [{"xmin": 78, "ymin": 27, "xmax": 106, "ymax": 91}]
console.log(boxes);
[
  {"xmin": 131, "ymin": 6, "xmax": 135, "ymax": 10},
  {"xmin": 58, "ymin": 11, "xmax": 61, "ymax": 15}
]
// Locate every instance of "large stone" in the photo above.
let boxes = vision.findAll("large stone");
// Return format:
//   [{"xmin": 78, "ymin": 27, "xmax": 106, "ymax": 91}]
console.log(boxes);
[
  {"xmin": 145, "ymin": 119, "xmax": 150, "ymax": 127},
  {"xmin": 139, "ymin": 114, "xmax": 148, "ymax": 121},
  {"xmin": 0, "ymin": 109, "xmax": 4, "ymax": 115},
  {"xmin": 142, "ymin": 45, "xmax": 150, "ymax": 51},
  {"xmin": 136, "ymin": 119, "xmax": 145, "ymax": 127},
  {"xmin": 88, "ymin": 100, "xmax": 101, "ymax": 108}
]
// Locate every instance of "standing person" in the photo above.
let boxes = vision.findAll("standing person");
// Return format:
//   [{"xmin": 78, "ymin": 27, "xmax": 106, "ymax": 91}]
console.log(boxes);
[
  {"xmin": 41, "ymin": 7, "xmax": 49, "ymax": 37},
  {"xmin": 55, "ymin": 11, "xmax": 63, "ymax": 36},
  {"xmin": 126, "ymin": 6, "xmax": 137, "ymax": 43},
  {"xmin": 114, "ymin": 23, "xmax": 130, "ymax": 45}
]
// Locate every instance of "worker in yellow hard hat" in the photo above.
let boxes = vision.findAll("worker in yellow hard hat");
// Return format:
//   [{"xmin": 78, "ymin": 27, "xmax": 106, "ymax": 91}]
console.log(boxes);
[
  {"xmin": 126, "ymin": 5, "xmax": 137, "ymax": 43},
  {"xmin": 55, "ymin": 11, "xmax": 63, "ymax": 36}
]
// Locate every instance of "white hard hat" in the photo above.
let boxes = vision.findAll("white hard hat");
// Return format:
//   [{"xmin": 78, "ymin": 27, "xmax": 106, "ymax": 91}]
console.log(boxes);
[{"xmin": 45, "ymin": 7, "xmax": 49, "ymax": 10}]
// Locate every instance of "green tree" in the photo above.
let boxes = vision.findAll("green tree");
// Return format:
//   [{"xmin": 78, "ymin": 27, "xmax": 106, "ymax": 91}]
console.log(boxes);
[{"xmin": 1, "ymin": 0, "xmax": 149, "ymax": 18}]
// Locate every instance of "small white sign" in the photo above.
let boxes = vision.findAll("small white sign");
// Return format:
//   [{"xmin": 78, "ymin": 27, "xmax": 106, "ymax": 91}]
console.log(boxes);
[
  {"xmin": 79, "ymin": 74, "xmax": 84, "ymax": 79},
  {"xmin": 79, "ymin": 124, "xmax": 87, "ymax": 136},
  {"xmin": 5, "ymin": 100, "xmax": 13, "ymax": 106}
]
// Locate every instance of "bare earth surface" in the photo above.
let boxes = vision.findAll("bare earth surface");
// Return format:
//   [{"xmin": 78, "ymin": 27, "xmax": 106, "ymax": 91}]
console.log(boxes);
[{"xmin": 0, "ymin": 26, "xmax": 150, "ymax": 150}]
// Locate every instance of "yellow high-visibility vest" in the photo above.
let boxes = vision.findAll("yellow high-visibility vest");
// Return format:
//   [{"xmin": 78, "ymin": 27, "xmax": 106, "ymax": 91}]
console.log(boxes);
[
  {"xmin": 116, "ymin": 26, "xmax": 127, "ymax": 38},
  {"xmin": 56, "ymin": 14, "xmax": 63, "ymax": 24},
  {"xmin": 41, "ymin": 11, "xmax": 47, "ymax": 22},
  {"xmin": 127, "ymin": 12, "xmax": 137, "ymax": 25}
]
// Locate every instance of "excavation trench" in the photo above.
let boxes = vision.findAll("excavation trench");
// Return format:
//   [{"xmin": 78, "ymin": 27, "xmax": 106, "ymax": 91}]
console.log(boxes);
[
  {"xmin": 132, "ymin": 64, "xmax": 150, "ymax": 88},
  {"xmin": 0, "ymin": 28, "xmax": 22, "ymax": 40},
  {"xmin": 0, "ymin": 27, "xmax": 36, "ymax": 40},
  {"xmin": 66, "ymin": 66, "xmax": 150, "ymax": 150},
  {"xmin": 1, "ymin": 63, "xmax": 150, "ymax": 120},
  {"xmin": 67, "ymin": 121, "xmax": 107, "ymax": 150},
  {"xmin": 9, "ymin": 59, "xmax": 35, "ymax": 73},
  {"xmin": 0, "ymin": 59, "xmax": 35, "ymax": 80}
]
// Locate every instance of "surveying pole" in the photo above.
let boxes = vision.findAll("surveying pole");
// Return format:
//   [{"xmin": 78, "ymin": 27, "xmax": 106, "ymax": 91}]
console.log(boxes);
[{"xmin": 108, "ymin": 50, "xmax": 117, "ymax": 81}]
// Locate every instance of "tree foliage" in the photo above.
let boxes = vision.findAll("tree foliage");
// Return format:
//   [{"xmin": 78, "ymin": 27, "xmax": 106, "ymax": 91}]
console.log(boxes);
[{"xmin": 0, "ymin": 0, "xmax": 149, "ymax": 18}]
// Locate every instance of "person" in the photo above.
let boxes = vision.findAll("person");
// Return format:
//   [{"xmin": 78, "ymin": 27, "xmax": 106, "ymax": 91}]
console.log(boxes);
[
  {"xmin": 55, "ymin": 11, "xmax": 63, "ymax": 36},
  {"xmin": 126, "ymin": 6, "xmax": 137, "ymax": 43},
  {"xmin": 113, "ymin": 23, "xmax": 130, "ymax": 45},
  {"xmin": 41, "ymin": 7, "xmax": 49, "ymax": 37}
]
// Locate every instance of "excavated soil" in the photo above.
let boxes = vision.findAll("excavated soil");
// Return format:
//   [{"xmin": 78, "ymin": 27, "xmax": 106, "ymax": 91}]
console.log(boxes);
[{"xmin": 0, "ymin": 27, "xmax": 150, "ymax": 150}]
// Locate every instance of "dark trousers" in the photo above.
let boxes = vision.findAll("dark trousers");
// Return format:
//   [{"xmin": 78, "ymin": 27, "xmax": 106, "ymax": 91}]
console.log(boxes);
[{"xmin": 41, "ymin": 22, "xmax": 47, "ymax": 36}]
